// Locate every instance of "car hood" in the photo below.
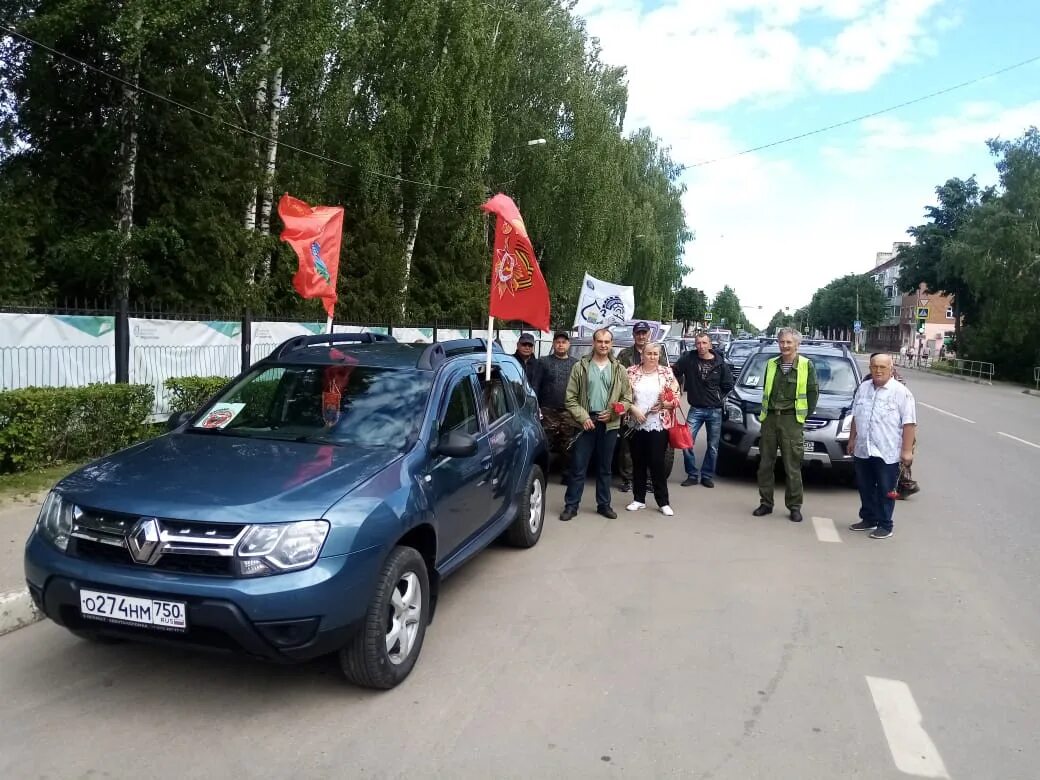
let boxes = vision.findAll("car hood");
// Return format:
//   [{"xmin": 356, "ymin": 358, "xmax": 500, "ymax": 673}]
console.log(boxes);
[
  {"xmin": 56, "ymin": 432, "xmax": 402, "ymax": 522},
  {"xmin": 730, "ymin": 387, "xmax": 853, "ymax": 419}
]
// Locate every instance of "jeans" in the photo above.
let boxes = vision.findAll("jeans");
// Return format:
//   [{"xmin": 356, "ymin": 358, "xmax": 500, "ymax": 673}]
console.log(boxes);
[
  {"xmin": 564, "ymin": 420, "xmax": 619, "ymax": 511},
  {"xmin": 682, "ymin": 407, "xmax": 722, "ymax": 480},
  {"xmin": 854, "ymin": 456, "xmax": 900, "ymax": 531},
  {"xmin": 630, "ymin": 429, "xmax": 670, "ymax": 507}
]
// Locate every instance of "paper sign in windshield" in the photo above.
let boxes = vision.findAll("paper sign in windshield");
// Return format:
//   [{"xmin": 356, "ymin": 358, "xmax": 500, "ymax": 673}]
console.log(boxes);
[
  {"xmin": 745, "ymin": 375, "xmax": 761, "ymax": 387},
  {"xmin": 196, "ymin": 403, "xmax": 245, "ymax": 429}
]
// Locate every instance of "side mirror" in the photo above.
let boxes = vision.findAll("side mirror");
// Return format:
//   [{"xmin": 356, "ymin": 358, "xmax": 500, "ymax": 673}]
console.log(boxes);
[
  {"xmin": 166, "ymin": 411, "xmax": 194, "ymax": 431},
  {"xmin": 436, "ymin": 430, "xmax": 479, "ymax": 458}
]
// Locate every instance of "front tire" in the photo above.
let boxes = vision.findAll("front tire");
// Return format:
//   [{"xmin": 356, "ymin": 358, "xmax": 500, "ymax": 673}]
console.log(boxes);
[
  {"xmin": 504, "ymin": 465, "xmax": 545, "ymax": 548},
  {"xmin": 339, "ymin": 546, "xmax": 430, "ymax": 689}
]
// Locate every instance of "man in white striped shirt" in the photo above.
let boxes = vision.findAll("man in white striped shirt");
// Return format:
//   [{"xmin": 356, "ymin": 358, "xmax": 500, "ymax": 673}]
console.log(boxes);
[{"xmin": 847, "ymin": 353, "xmax": 917, "ymax": 539}]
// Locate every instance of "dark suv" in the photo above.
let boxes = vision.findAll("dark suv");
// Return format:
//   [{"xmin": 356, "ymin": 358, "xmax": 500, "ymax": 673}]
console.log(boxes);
[
  {"xmin": 24, "ymin": 335, "xmax": 548, "ymax": 689},
  {"xmin": 718, "ymin": 340, "xmax": 861, "ymax": 479}
]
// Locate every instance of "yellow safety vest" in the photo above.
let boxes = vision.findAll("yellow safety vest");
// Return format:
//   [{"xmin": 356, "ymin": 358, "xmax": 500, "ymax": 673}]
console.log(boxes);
[{"xmin": 759, "ymin": 355, "xmax": 810, "ymax": 424}]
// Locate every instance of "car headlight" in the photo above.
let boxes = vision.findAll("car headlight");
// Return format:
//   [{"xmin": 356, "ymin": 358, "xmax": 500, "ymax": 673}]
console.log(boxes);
[
  {"xmin": 836, "ymin": 414, "xmax": 853, "ymax": 441},
  {"xmin": 35, "ymin": 491, "xmax": 74, "ymax": 552},
  {"xmin": 724, "ymin": 400, "xmax": 744, "ymax": 426},
  {"xmin": 235, "ymin": 520, "xmax": 330, "ymax": 577}
]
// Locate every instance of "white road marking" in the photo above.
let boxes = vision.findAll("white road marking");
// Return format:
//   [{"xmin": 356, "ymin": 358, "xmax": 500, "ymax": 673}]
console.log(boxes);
[
  {"xmin": 998, "ymin": 431, "xmax": 1040, "ymax": 450},
  {"xmin": 811, "ymin": 516, "xmax": 842, "ymax": 543},
  {"xmin": 866, "ymin": 676, "xmax": 950, "ymax": 779},
  {"xmin": 918, "ymin": 402, "xmax": 975, "ymax": 424}
]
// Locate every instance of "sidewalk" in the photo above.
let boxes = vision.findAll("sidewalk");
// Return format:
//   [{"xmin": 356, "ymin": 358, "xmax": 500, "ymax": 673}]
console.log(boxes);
[{"xmin": 0, "ymin": 497, "xmax": 45, "ymax": 635}]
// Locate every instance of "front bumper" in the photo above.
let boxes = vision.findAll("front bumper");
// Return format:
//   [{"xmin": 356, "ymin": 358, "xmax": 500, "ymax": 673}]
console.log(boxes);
[
  {"xmin": 24, "ymin": 533, "xmax": 383, "ymax": 662},
  {"xmin": 720, "ymin": 417, "xmax": 854, "ymax": 471}
]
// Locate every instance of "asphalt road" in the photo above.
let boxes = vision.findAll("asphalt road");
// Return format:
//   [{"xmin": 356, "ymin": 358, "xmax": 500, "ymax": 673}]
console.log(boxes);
[{"xmin": 1, "ymin": 368, "xmax": 1038, "ymax": 779}]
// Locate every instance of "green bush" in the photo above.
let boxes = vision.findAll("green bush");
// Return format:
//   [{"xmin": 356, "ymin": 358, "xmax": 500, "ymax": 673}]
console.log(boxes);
[
  {"xmin": 0, "ymin": 384, "xmax": 155, "ymax": 473},
  {"xmin": 166, "ymin": 376, "xmax": 229, "ymax": 413}
]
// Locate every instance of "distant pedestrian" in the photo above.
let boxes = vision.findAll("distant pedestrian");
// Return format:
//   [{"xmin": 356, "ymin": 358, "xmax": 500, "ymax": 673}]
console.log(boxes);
[
  {"xmin": 752, "ymin": 328, "xmax": 819, "ymax": 523},
  {"xmin": 514, "ymin": 332, "xmax": 543, "ymax": 390},
  {"xmin": 848, "ymin": 353, "xmax": 917, "ymax": 539},
  {"xmin": 617, "ymin": 321, "xmax": 667, "ymax": 492},
  {"xmin": 673, "ymin": 332, "xmax": 734, "ymax": 489},
  {"xmin": 561, "ymin": 328, "xmax": 632, "ymax": 521},
  {"xmin": 537, "ymin": 332, "xmax": 579, "ymax": 484},
  {"xmin": 625, "ymin": 342, "xmax": 680, "ymax": 516}
]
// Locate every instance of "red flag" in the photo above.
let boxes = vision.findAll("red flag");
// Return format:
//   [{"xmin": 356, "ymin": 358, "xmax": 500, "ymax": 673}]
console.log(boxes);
[
  {"xmin": 278, "ymin": 194, "xmax": 344, "ymax": 318},
  {"xmin": 480, "ymin": 193, "xmax": 550, "ymax": 332}
]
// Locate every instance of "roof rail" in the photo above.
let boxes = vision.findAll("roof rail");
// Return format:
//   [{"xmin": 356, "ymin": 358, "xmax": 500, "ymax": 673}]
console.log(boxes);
[
  {"xmin": 417, "ymin": 338, "xmax": 504, "ymax": 371},
  {"xmin": 268, "ymin": 331, "xmax": 396, "ymax": 361}
]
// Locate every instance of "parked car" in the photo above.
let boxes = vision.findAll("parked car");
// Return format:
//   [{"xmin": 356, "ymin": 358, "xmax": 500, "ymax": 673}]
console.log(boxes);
[
  {"xmin": 24, "ymin": 334, "xmax": 548, "ymax": 689},
  {"xmin": 718, "ymin": 340, "xmax": 861, "ymax": 480},
  {"xmin": 724, "ymin": 338, "xmax": 765, "ymax": 376}
]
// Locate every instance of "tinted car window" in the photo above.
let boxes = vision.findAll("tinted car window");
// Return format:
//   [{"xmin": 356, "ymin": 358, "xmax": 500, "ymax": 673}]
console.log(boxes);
[
  {"xmin": 442, "ymin": 377, "xmax": 480, "ymax": 435},
  {"xmin": 482, "ymin": 373, "xmax": 513, "ymax": 426},
  {"xmin": 727, "ymin": 342, "xmax": 757, "ymax": 361},
  {"xmin": 739, "ymin": 354, "xmax": 857, "ymax": 395},
  {"xmin": 192, "ymin": 364, "xmax": 431, "ymax": 450},
  {"xmin": 500, "ymin": 361, "xmax": 529, "ymax": 410}
]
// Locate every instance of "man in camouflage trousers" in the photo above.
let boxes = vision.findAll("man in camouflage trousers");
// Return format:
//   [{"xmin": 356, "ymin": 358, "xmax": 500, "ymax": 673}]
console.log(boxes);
[{"xmin": 537, "ymin": 332, "xmax": 580, "ymax": 484}]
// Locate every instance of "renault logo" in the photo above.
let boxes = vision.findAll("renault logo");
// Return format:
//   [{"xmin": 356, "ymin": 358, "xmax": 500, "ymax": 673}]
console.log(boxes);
[{"xmin": 128, "ymin": 517, "xmax": 162, "ymax": 565}]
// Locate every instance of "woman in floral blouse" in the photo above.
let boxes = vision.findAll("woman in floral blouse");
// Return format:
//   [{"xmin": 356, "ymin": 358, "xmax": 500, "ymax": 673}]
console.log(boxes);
[{"xmin": 625, "ymin": 342, "xmax": 681, "ymax": 515}]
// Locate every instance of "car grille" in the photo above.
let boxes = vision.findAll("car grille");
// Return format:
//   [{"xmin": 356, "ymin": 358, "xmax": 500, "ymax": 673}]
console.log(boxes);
[
  {"xmin": 69, "ymin": 509, "xmax": 245, "ymax": 577},
  {"xmin": 803, "ymin": 417, "xmax": 829, "ymax": 430}
]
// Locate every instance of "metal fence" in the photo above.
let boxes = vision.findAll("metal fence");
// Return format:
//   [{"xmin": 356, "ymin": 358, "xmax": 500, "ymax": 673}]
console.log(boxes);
[
  {"xmin": 1034, "ymin": 366, "xmax": 1039, "ymax": 391},
  {"xmin": 937, "ymin": 358, "xmax": 995, "ymax": 383}
]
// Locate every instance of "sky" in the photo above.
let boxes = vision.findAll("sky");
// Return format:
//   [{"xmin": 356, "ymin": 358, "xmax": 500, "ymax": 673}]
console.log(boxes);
[{"xmin": 573, "ymin": 0, "xmax": 1040, "ymax": 328}]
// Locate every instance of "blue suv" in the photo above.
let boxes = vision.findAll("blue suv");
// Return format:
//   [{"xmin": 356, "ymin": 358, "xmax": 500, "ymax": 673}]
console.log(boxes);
[{"xmin": 24, "ymin": 335, "xmax": 549, "ymax": 688}]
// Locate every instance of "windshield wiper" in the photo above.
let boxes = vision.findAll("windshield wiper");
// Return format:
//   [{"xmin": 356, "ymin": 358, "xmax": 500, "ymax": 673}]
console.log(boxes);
[{"xmin": 292, "ymin": 434, "xmax": 345, "ymax": 446}]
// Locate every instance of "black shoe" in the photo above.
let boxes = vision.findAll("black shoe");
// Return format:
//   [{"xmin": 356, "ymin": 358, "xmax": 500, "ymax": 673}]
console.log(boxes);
[
  {"xmin": 752, "ymin": 504, "xmax": 773, "ymax": 517},
  {"xmin": 681, "ymin": 476, "xmax": 699, "ymax": 487},
  {"xmin": 559, "ymin": 507, "xmax": 577, "ymax": 522},
  {"xmin": 848, "ymin": 520, "xmax": 877, "ymax": 531},
  {"xmin": 789, "ymin": 508, "xmax": 803, "ymax": 523},
  {"xmin": 597, "ymin": 506, "xmax": 618, "ymax": 519},
  {"xmin": 619, "ymin": 481, "xmax": 632, "ymax": 493},
  {"xmin": 869, "ymin": 527, "xmax": 893, "ymax": 539},
  {"xmin": 701, "ymin": 478, "xmax": 715, "ymax": 488}
]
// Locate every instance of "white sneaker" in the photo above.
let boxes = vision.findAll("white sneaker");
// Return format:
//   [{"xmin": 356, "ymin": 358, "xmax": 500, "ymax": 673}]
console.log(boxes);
[
  {"xmin": 626, "ymin": 501, "xmax": 646, "ymax": 511},
  {"xmin": 660, "ymin": 505, "xmax": 674, "ymax": 516}
]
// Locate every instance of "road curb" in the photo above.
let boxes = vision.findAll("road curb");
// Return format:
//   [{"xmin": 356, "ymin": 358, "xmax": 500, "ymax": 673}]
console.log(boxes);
[
  {"xmin": 0, "ymin": 589, "xmax": 42, "ymax": 636},
  {"xmin": 1024, "ymin": 389, "xmax": 1040, "ymax": 398}
]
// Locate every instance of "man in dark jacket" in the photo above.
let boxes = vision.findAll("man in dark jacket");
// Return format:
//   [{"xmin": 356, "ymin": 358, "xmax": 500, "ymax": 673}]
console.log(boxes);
[
  {"xmin": 514, "ymin": 332, "xmax": 543, "ymax": 391},
  {"xmin": 674, "ymin": 332, "xmax": 734, "ymax": 488},
  {"xmin": 537, "ymin": 332, "xmax": 579, "ymax": 483}
]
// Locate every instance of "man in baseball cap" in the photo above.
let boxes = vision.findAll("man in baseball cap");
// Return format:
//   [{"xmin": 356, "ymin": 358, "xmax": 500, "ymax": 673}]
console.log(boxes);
[{"xmin": 513, "ymin": 332, "xmax": 543, "ymax": 389}]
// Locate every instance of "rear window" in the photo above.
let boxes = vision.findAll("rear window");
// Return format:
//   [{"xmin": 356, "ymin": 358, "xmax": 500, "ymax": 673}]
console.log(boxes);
[
  {"xmin": 727, "ymin": 343, "xmax": 757, "ymax": 360},
  {"xmin": 739, "ymin": 354, "xmax": 857, "ymax": 395}
]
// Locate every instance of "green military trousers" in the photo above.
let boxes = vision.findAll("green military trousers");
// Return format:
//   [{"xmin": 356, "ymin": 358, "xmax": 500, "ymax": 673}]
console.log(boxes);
[{"xmin": 757, "ymin": 412, "xmax": 805, "ymax": 510}]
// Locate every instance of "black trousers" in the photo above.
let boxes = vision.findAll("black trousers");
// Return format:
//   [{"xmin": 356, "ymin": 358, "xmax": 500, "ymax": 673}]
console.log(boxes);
[{"xmin": 630, "ymin": 429, "xmax": 670, "ymax": 507}]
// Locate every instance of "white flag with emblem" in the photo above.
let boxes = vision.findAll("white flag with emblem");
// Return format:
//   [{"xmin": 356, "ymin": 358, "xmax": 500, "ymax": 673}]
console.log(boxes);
[{"xmin": 572, "ymin": 273, "xmax": 635, "ymax": 330}]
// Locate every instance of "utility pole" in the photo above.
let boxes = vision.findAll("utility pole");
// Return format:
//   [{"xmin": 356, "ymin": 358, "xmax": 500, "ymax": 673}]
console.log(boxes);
[{"xmin": 855, "ymin": 289, "xmax": 860, "ymax": 352}]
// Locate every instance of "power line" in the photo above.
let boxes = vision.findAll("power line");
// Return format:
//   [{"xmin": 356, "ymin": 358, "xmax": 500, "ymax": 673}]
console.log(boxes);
[
  {"xmin": 0, "ymin": 23, "xmax": 460, "ymax": 192},
  {"xmin": 681, "ymin": 53, "xmax": 1040, "ymax": 169}
]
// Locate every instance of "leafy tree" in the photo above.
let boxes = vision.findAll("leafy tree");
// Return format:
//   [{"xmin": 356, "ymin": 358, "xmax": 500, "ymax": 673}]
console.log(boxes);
[
  {"xmin": 711, "ymin": 285, "xmax": 742, "ymax": 330},
  {"xmin": 805, "ymin": 274, "xmax": 884, "ymax": 333},
  {"xmin": 673, "ymin": 287, "xmax": 707, "ymax": 330}
]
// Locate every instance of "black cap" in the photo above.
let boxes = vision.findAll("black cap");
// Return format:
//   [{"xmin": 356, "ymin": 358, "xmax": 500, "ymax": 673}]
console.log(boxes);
[
  {"xmin": 552, "ymin": 331, "xmax": 570, "ymax": 341},
  {"xmin": 518, "ymin": 332, "xmax": 535, "ymax": 345},
  {"xmin": 632, "ymin": 321, "xmax": 651, "ymax": 334}
]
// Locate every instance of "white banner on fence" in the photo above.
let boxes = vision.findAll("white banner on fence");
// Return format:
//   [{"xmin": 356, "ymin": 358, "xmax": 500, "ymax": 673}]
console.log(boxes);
[
  {"xmin": 0, "ymin": 313, "xmax": 116, "ymax": 390},
  {"xmin": 573, "ymin": 273, "xmax": 635, "ymax": 331},
  {"xmin": 130, "ymin": 318, "xmax": 241, "ymax": 415}
]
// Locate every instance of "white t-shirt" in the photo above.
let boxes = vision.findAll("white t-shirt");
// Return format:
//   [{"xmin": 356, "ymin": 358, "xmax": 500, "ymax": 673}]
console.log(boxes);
[
  {"xmin": 631, "ymin": 371, "xmax": 665, "ymax": 432},
  {"xmin": 851, "ymin": 378, "xmax": 917, "ymax": 464}
]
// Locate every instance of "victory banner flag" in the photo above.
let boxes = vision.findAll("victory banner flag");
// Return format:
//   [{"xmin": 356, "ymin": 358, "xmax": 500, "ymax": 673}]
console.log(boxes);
[
  {"xmin": 278, "ymin": 194, "xmax": 344, "ymax": 319},
  {"xmin": 573, "ymin": 273, "xmax": 635, "ymax": 331},
  {"xmin": 481, "ymin": 193, "xmax": 550, "ymax": 333}
]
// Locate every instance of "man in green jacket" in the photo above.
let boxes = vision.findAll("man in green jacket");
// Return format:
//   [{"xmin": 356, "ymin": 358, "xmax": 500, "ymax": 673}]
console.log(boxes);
[
  {"xmin": 561, "ymin": 328, "xmax": 633, "ymax": 521},
  {"xmin": 752, "ymin": 328, "xmax": 819, "ymax": 523}
]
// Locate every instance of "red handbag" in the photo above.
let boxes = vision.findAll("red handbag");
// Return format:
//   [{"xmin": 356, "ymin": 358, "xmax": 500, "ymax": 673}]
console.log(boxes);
[{"xmin": 667, "ymin": 406, "xmax": 693, "ymax": 450}]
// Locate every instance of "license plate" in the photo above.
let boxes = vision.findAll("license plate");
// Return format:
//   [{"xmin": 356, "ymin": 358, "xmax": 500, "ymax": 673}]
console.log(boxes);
[
  {"xmin": 803, "ymin": 441, "xmax": 815, "ymax": 453},
  {"xmin": 80, "ymin": 589, "xmax": 188, "ymax": 632}
]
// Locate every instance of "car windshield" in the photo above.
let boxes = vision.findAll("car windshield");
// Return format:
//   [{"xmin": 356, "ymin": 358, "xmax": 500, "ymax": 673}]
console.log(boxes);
[
  {"xmin": 189, "ymin": 363, "xmax": 432, "ymax": 450},
  {"xmin": 738, "ymin": 353, "xmax": 857, "ymax": 395},
  {"xmin": 728, "ymin": 343, "xmax": 757, "ymax": 360}
]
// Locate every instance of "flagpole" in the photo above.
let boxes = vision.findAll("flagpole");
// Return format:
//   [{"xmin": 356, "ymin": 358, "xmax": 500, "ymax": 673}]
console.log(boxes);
[
  {"xmin": 485, "ymin": 315, "xmax": 494, "ymax": 380},
  {"xmin": 326, "ymin": 315, "xmax": 333, "ymax": 335}
]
